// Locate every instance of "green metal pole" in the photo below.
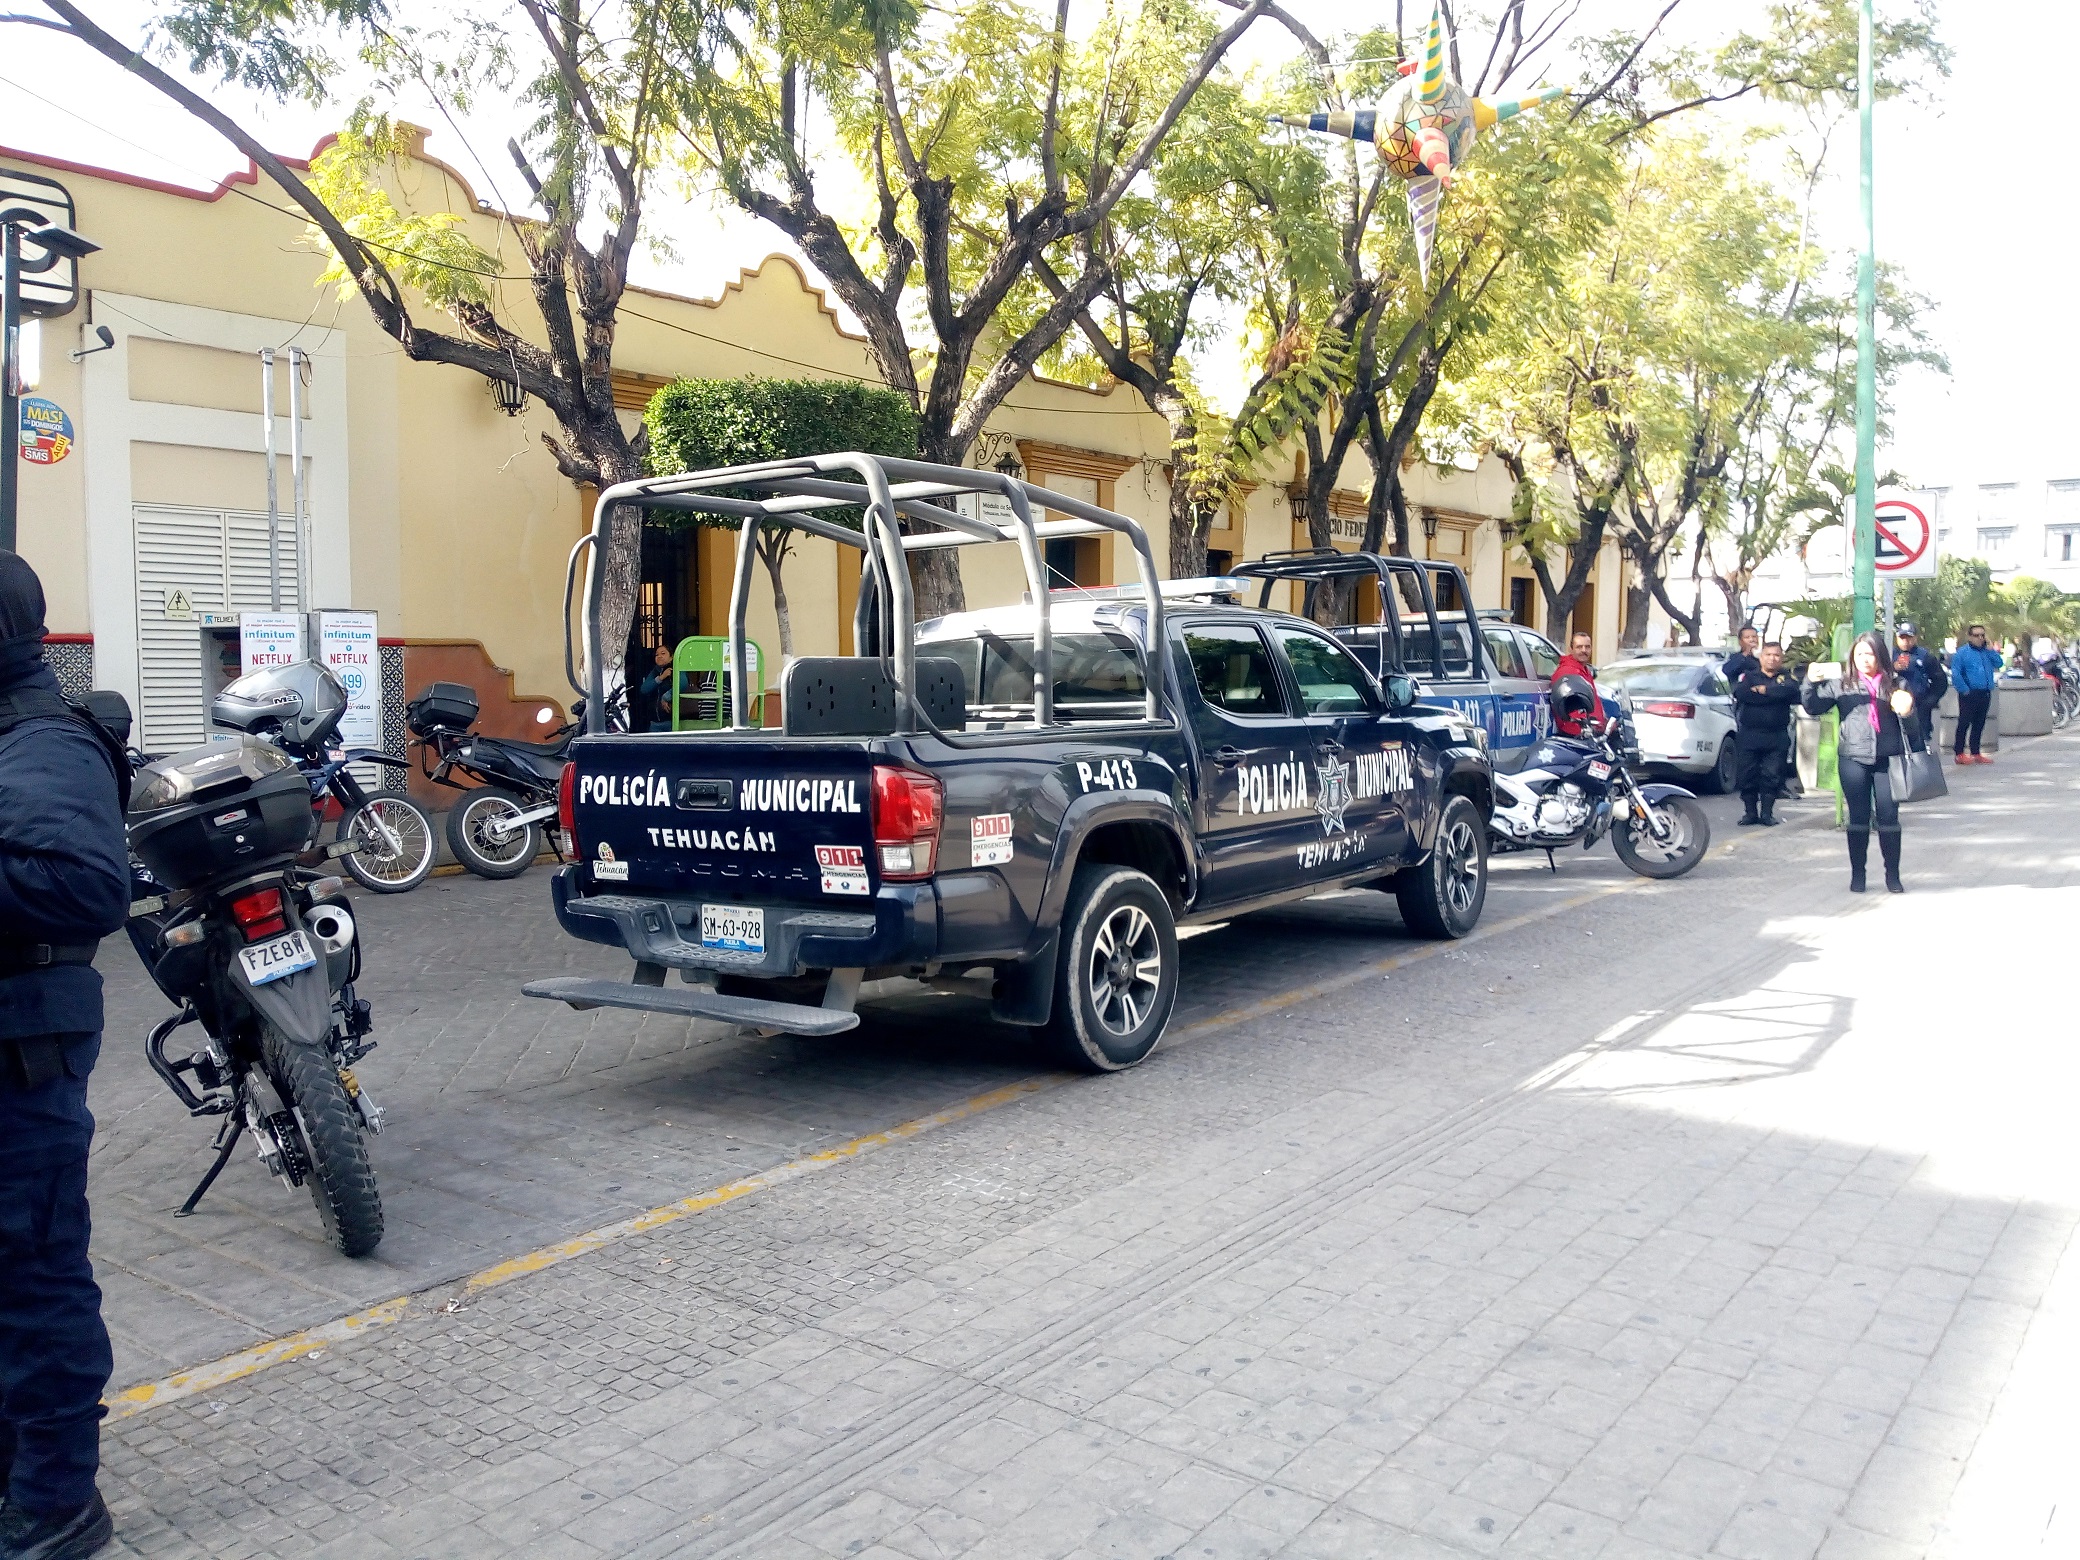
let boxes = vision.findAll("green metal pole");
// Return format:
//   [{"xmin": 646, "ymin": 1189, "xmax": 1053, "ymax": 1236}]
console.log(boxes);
[{"xmin": 1852, "ymin": 0, "xmax": 1877, "ymax": 635}]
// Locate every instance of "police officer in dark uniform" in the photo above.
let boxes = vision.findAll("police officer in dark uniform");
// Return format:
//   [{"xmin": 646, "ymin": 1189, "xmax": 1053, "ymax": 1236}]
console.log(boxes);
[
  {"xmin": 0, "ymin": 554, "xmax": 130, "ymax": 1560},
  {"xmin": 1731, "ymin": 639, "xmax": 1802, "ymax": 828}
]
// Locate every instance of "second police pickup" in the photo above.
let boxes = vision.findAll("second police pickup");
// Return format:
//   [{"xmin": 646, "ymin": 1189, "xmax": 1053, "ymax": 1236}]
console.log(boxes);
[{"xmin": 528, "ymin": 455, "xmax": 1494, "ymax": 1072}]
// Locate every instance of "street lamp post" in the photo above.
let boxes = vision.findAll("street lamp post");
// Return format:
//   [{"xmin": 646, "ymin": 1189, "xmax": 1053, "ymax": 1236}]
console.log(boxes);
[
  {"xmin": 1851, "ymin": 0, "xmax": 1877, "ymax": 637},
  {"xmin": 1, "ymin": 206, "xmax": 98, "ymax": 554}
]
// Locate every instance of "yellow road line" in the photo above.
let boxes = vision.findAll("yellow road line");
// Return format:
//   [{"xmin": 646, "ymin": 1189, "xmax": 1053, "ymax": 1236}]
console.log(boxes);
[{"xmin": 104, "ymin": 855, "xmax": 1684, "ymax": 1423}]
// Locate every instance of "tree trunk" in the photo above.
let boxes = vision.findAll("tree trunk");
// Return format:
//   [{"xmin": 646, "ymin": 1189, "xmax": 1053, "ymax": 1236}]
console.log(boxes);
[
  {"xmin": 757, "ymin": 533, "xmax": 795, "ymax": 661},
  {"xmin": 912, "ymin": 430, "xmax": 973, "ymax": 620},
  {"xmin": 1620, "ymin": 575, "xmax": 1653, "ymax": 648},
  {"xmin": 1168, "ymin": 480, "xmax": 1208, "ymax": 580}
]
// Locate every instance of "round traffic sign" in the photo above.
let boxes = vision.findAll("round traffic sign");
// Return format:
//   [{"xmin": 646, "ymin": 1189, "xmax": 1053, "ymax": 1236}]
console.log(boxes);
[{"xmin": 1873, "ymin": 499, "xmax": 1930, "ymax": 574}]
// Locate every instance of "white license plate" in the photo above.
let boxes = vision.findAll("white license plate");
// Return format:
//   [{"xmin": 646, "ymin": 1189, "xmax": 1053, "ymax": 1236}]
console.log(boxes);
[
  {"xmin": 700, "ymin": 904, "xmax": 765, "ymax": 956},
  {"xmin": 238, "ymin": 930, "xmax": 317, "ymax": 986},
  {"xmin": 1588, "ymin": 761, "xmax": 1613, "ymax": 779}
]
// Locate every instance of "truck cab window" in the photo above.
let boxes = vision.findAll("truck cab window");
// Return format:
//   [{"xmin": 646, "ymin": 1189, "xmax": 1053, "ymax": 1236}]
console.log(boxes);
[
  {"xmin": 1180, "ymin": 625, "xmax": 1286, "ymax": 716},
  {"xmin": 1271, "ymin": 629, "xmax": 1376, "ymax": 714}
]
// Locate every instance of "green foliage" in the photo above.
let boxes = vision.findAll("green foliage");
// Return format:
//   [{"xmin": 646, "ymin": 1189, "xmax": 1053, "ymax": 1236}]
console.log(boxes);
[
  {"xmin": 1984, "ymin": 576, "xmax": 2080, "ymax": 655},
  {"xmin": 642, "ymin": 377, "xmax": 921, "ymax": 527},
  {"xmin": 304, "ymin": 119, "xmax": 500, "ymax": 312},
  {"xmin": 151, "ymin": 0, "xmax": 390, "ymax": 104},
  {"xmin": 1897, "ymin": 556, "xmax": 1994, "ymax": 648},
  {"xmin": 1175, "ymin": 326, "xmax": 1353, "ymax": 514}
]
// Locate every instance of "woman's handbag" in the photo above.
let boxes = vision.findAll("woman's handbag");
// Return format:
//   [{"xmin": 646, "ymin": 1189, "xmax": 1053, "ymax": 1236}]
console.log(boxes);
[{"xmin": 1890, "ymin": 740, "xmax": 1949, "ymax": 804}]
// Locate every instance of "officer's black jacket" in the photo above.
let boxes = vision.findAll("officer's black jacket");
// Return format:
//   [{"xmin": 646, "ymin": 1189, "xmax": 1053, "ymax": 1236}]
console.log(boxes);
[
  {"xmin": 0, "ymin": 660, "xmax": 131, "ymax": 1040},
  {"xmin": 1732, "ymin": 669, "xmax": 1802, "ymax": 749}
]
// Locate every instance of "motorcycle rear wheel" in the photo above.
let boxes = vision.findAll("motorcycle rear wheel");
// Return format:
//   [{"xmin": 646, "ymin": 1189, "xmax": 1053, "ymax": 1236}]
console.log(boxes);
[
  {"xmin": 445, "ymin": 788, "xmax": 540, "ymax": 879},
  {"xmin": 259, "ymin": 1023, "xmax": 383, "ymax": 1258},
  {"xmin": 337, "ymin": 795, "xmax": 436, "ymax": 894},
  {"xmin": 1612, "ymin": 793, "xmax": 1710, "ymax": 879}
]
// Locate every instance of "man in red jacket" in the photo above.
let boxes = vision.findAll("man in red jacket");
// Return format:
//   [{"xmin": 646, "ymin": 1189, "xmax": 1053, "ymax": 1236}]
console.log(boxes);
[{"xmin": 1552, "ymin": 629, "xmax": 1598, "ymax": 736}]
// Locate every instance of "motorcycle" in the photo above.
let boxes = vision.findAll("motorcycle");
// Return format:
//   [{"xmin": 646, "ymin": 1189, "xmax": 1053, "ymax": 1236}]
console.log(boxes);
[
  {"xmin": 214, "ymin": 661, "xmax": 437, "ymax": 894},
  {"xmin": 1488, "ymin": 676, "xmax": 1711, "ymax": 880},
  {"xmin": 121, "ymin": 719, "xmax": 386, "ymax": 1257},
  {"xmin": 409, "ymin": 683, "xmax": 573, "ymax": 879}
]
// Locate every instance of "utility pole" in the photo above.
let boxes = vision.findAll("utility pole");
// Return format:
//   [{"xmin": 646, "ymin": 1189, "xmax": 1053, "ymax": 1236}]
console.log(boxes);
[
  {"xmin": 0, "ymin": 208, "xmax": 96, "ymax": 553},
  {"xmin": 262, "ymin": 347, "xmax": 281, "ymax": 608},
  {"xmin": 1852, "ymin": 0, "xmax": 1877, "ymax": 636}
]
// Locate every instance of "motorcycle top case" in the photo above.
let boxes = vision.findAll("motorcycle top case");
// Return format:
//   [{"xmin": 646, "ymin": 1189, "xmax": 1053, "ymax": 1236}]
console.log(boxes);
[
  {"xmin": 128, "ymin": 737, "xmax": 316, "ymax": 890},
  {"xmin": 406, "ymin": 681, "xmax": 481, "ymax": 738}
]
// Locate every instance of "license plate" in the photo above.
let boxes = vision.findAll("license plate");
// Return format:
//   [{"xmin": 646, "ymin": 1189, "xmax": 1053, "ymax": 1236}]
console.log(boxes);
[
  {"xmin": 238, "ymin": 930, "xmax": 317, "ymax": 986},
  {"xmin": 1588, "ymin": 761, "xmax": 1613, "ymax": 779},
  {"xmin": 700, "ymin": 904, "xmax": 765, "ymax": 955}
]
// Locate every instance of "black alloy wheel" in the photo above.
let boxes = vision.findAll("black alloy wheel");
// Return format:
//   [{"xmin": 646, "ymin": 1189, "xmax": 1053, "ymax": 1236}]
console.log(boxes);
[
  {"xmin": 1046, "ymin": 865, "xmax": 1179, "ymax": 1073},
  {"xmin": 1394, "ymin": 793, "xmax": 1488, "ymax": 939}
]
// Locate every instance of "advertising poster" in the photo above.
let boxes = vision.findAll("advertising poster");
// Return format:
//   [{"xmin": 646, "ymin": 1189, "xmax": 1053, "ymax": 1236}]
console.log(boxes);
[
  {"xmin": 314, "ymin": 610, "xmax": 383, "ymax": 751},
  {"xmin": 238, "ymin": 612, "xmax": 304, "ymax": 676},
  {"xmin": 18, "ymin": 397, "xmax": 73, "ymax": 464}
]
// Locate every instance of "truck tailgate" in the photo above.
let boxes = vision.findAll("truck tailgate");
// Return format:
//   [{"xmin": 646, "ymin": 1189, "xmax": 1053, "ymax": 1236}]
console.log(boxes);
[{"xmin": 570, "ymin": 738, "xmax": 880, "ymax": 904}]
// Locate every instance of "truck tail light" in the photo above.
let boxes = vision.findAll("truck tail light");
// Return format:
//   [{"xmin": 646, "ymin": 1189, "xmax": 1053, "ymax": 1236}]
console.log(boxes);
[
  {"xmin": 870, "ymin": 765, "xmax": 942, "ymax": 880},
  {"xmin": 559, "ymin": 762, "xmax": 577, "ymax": 852},
  {"xmin": 1638, "ymin": 700, "xmax": 1696, "ymax": 720},
  {"xmin": 228, "ymin": 886, "xmax": 288, "ymax": 941}
]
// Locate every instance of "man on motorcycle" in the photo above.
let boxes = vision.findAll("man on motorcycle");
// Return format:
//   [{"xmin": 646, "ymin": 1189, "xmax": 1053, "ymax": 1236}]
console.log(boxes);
[
  {"xmin": 0, "ymin": 554, "xmax": 129, "ymax": 1560},
  {"xmin": 1552, "ymin": 629, "xmax": 1598, "ymax": 737},
  {"xmin": 1732, "ymin": 641, "xmax": 1802, "ymax": 827}
]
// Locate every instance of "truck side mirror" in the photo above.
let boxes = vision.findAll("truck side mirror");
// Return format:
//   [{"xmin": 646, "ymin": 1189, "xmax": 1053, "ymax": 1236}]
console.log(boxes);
[{"xmin": 1382, "ymin": 674, "xmax": 1419, "ymax": 711}]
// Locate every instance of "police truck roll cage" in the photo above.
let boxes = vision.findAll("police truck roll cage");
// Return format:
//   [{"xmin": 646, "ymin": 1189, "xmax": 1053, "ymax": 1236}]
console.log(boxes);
[
  {"xmin": 563, "ymin": 453, "xmax": 1173, "ymax": 738},
  {"xmin": 1229, "ymin": 548, "xmax": 1491, "ymax": 684}
]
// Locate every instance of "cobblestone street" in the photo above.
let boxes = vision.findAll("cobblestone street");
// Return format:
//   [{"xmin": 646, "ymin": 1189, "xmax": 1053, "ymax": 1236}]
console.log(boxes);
[{"xmin": 84, "ymin": 736, "xmax": 2078, "ymax": 1560}]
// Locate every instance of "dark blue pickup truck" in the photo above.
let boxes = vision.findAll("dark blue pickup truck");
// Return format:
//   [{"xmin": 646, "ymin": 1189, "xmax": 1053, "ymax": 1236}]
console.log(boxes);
[{"xmin": 527, "ymin": 456, "xmax": 1492, "ymax": 1072}]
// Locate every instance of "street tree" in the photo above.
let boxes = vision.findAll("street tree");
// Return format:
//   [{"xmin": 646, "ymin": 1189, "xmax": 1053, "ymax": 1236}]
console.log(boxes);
[{"xmin": 672, "ymin": 0, "xmax": 1274, "ymax": 614}]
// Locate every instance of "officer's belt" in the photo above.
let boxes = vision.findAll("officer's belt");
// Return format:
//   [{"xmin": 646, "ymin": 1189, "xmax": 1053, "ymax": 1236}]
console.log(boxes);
[{"xmin": 0, "ymin": 942, "xmax": 98, "ymax": 976}]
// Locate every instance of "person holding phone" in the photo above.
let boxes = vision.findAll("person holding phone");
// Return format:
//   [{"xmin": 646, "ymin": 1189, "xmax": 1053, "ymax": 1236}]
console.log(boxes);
[{"xmin": 1803, "ymin": 631, "xmax": 1918, "ymax": 893}]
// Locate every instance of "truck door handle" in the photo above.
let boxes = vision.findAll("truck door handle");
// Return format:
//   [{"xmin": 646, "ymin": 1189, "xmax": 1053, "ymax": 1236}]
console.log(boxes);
[
  {"xmin": 1314, "ymin": 741, "xmax": 1343, "ymax": 756},
  {"xmin": 1211, "ymin": 746, "xmax": 1245, "ymax": 767}
]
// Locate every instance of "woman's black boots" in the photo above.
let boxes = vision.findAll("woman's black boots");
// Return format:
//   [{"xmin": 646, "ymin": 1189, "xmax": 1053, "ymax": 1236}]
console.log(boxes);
[
  {"xmin": 1878, "ymin": 827, "xmax": 1903, "ymax": 893},
  {"xmin": 1847, "ymin": 828, "xmax": 1869, "ymax": 892}
]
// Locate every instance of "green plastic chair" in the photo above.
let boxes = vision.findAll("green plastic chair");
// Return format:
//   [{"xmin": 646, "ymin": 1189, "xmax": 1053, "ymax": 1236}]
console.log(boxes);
[{"xmin": 672, "ymin": 636, "xmax": 766, "ymax": 730}]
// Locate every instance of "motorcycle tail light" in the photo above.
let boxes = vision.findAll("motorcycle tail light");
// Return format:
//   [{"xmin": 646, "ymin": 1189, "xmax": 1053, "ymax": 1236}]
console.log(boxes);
[
  {"xmin": 559, "ymin": 762, "xmax": 578, "ymax": 851},
  {"xmin": 1639, "ymin": 700, "xmax": 1696, "ymax": 719},
  {"xmin": 870, "ymin": 765, "xmax": 942, "ymax": 880},
  {"xmin": 228, "ymin": 886, "xmax": 288, "ymax": 940}
]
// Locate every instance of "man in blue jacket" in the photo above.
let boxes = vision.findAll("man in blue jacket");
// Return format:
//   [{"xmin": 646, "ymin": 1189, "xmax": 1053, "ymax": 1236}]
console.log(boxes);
[
  {"xmin": 1950, "ymin": 623, "xmax": 2003, "ymax": 764},
  {"xmin": 0, "ymin": 554, "xmax": 130, "ymax": 1560}
]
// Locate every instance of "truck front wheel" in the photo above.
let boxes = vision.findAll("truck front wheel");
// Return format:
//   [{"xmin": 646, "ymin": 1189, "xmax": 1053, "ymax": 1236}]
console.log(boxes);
[
  {"xmin": 1394, "ymin": 793, "xmax": 1488, "ymax": 939},
  {"xmin": 1046, "ymin": 865, "xmax": 1178, "ymax": 1073}
]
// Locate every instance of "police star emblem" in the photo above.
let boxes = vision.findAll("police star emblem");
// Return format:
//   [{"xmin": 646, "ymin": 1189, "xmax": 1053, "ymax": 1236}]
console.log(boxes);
[{"xmin": 1315, "ymin": 756, "xmax": 1353, "ymax": 835}]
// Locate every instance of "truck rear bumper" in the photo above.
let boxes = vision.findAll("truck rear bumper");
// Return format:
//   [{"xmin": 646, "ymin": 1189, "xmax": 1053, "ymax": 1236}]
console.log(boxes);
[
  {"xmin": 521, "ymin": 975, "xmax": 861, "ymax": 1035},
  {"xmin": 549, "ymin": 865, "xmax": 937, "ymax": 977}
]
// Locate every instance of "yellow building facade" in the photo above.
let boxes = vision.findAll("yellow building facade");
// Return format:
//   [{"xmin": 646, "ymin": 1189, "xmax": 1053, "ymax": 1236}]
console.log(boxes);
[{"xmin": 5, "ymin": 130, "xmax": 1628, "ymax": 753}]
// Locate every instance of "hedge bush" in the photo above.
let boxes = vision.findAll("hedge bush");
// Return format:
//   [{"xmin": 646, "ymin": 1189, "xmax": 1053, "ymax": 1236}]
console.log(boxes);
[{"xmin": 643, "ymin": 376, "xmax": 919, "ymax": 520}]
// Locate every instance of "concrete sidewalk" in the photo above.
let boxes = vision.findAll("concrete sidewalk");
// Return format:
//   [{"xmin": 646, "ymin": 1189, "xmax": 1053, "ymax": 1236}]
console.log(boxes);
[{"xmin": 89, "ymin": 739, "xmax": 2074, "ymax": 1558}]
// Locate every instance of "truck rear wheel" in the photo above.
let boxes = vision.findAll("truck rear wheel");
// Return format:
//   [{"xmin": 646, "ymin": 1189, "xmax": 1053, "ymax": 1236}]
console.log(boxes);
[
  {"xmin": 1394, "ymin": 793, "xmax": 1487, "ymax": 939},
  {"xmin": 1046, "ymin": 865, "xmax": 1178, "ymax": 1073}
]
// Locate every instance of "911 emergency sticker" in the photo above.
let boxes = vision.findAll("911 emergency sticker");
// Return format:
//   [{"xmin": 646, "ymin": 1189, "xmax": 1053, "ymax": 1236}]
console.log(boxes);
[
  {"xmin": 816, "ymin": 844, "xmax": 869, "ymax": 896},
  {"xmin": 971, "ymin": 813, "xmax": 1014, "ymax": 866}
]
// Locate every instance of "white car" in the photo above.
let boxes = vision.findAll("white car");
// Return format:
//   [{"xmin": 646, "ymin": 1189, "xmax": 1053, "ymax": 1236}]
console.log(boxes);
[{"xmin": 1598, "ymin": 656, "xmax": 1740, "ymax": 793}]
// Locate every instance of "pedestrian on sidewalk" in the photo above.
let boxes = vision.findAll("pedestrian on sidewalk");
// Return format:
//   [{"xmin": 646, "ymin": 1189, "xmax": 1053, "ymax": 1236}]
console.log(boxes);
[
  {"xmin": 0, "ymin": 554, "xmax": 130, "ymax": 1560},
  {"xmin": 1732, "ymin": 641, "xmax": 1801, "ymax": 827},
  {"xmin": 1891, "ymin": 622, "xmax": 1947, "ymax": 747},
  {"xmin": 1804, "ymin": 631, "xmax": 1918, "ymax": 894},
  {"xmin": 1950, "ymin": 623, "xmax": 2002, "ymax": 764}
]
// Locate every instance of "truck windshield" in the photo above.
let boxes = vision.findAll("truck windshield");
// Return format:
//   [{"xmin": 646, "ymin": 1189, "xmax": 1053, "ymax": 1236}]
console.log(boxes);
[{"xmin": 932, "ymin": 630, "xmax": 1147, "ymax": 722}]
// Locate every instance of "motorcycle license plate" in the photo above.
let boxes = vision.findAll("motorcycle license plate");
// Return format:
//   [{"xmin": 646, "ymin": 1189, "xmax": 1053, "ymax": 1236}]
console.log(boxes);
[
  {"xmin": 1588, "ymin": 761, "xmax": 1613, "ymax": 779},
  {"xmin": 700, "ymin": 904, "xmax": 765, "ymax": 956},
  {"xmin": 238, "ymin": 930, "xmax": 317, "ymax": 987}
]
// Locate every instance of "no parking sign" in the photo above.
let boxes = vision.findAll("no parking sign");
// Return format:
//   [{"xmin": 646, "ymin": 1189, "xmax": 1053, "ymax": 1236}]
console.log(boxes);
[{"xmin": 1873, "ymin": 497, "xmax": 1937, "ymax": 579}]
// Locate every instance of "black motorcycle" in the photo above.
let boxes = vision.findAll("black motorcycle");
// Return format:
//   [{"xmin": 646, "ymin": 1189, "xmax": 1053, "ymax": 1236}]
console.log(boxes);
[
  {"xmin": 124, "ymin": 732, "xmax": 385, "ymax": 1257},
  {"xmin": 408, "ymin": 683, "xmax": 625, "ymax": 879},
  {"xmin": 1487, "ymin": 676, "xmax": 1711, "ymax": 880}
]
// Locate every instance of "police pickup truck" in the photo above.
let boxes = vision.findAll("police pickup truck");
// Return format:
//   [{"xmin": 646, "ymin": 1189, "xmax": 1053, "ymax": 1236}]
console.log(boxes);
[{"xmin": 527, "ymin": 455, "xmax": 1492, "ymax": 1072}]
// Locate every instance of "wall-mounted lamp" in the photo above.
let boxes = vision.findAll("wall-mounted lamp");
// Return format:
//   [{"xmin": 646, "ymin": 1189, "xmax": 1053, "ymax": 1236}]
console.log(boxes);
[
  {"xmin": 70, "ymin": 323, "xmax": 113, "ymax": 363},
  {"xmin": 1421, "ymin": 509, "xmax": 1439, "ymax": 543},
  {"xmin": 1286, "ymin": 484, "xmax": 1309, "ymax": 524},
  {"xmin": 992, "ymin": 450, "xmax": 1023, "ymax": 480},
  {"xmin": 490, "ymin": 375, "xmax": 528, "ymax": 417}
]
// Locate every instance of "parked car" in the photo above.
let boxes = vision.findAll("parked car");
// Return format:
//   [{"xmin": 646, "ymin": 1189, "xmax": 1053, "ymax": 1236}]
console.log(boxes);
[
  {"xmin": 1595, "ymin": 656, "xmax": 1739, "ymax": 793},
  {"xmin": 528, "ymin": 455, "xmax": 1495, "ymax": 1074}
]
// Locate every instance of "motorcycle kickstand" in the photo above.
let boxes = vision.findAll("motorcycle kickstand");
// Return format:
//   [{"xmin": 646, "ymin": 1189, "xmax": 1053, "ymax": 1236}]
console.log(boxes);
[
  {"xmin": 1543, "ymin": 849, "xmax": 1557, "ymax": 873},
  {"xmin": 176, "ymin": 1117, "xmax": 246, "ymax": 1218}
]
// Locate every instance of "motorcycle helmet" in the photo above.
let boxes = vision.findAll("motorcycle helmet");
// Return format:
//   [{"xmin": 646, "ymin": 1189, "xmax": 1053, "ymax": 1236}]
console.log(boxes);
[
  {"xmin": 1547, "ymin": 672, "xmax": 1598, "ymax": 728},
  {"xmin": 212, "ymin": 659, "xmax": 348, "ymax": 750}
]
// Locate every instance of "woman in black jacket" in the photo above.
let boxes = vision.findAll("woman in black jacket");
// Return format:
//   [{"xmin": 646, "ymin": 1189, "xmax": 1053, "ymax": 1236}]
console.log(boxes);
[{"xmin": 1802, "ymin": 631, "xmax": 1919, "ymax": 892}]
